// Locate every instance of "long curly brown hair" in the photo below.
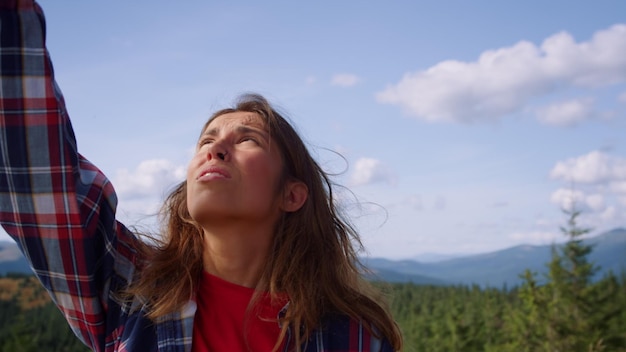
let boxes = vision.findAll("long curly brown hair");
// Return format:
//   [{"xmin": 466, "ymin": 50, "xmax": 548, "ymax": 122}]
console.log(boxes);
[{"xmin": 130, "ymin": 94, "xmax": 403, "ymax": 351}]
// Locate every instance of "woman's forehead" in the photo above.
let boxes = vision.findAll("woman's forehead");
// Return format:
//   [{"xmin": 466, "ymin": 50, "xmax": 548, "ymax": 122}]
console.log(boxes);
[{"xmin": 205, "ymin": 111, "xmax": 266, "ymax": 132}]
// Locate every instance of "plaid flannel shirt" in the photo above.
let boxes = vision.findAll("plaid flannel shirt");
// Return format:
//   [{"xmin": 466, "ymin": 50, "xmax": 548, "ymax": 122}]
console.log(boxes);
[{"xmin": 0, "ymin": 1, "xmax": 394, "ymax": 351}]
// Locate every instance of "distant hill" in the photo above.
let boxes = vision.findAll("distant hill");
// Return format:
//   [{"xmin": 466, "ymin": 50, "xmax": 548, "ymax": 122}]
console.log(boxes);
[
  {"xmin": 363, "ymin": 267, "xmax": 448, "ymax": 285},
  {"xmin": 365, "ymin": 228, "xmax": 626, "ymax": 287},
  {"xmin": 0, "ymin": 241, "xmax": 30, "ymax": 276},
  {"xmin": 2, "ymin": 228, "xmax": 625, "ymax": 287},
  {"xmin": 409, "ymin": 252, "xmax": 467, "ymax": 263}
]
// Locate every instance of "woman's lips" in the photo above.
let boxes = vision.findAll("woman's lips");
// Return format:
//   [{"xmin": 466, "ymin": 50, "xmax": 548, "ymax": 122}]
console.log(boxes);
[{"xmin": 196, "ymin": 166, "xmax": 231, "ymax": 182}]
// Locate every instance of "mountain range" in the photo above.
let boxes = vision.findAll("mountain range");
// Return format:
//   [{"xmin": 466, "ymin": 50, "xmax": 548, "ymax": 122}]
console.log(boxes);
[
  {"xmin": 364, "ymin": 228, "xmax": 626, "ymax": 287},
  {"xmin": 2, "ymin": 228, "xmax": 625, "ymax": 287}
]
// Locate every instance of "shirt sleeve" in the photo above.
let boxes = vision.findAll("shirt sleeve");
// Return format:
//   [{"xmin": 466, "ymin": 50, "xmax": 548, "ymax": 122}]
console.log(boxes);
[{"xmin": 0, "ymin": 1, "xmax": 140, "ymax": 350}]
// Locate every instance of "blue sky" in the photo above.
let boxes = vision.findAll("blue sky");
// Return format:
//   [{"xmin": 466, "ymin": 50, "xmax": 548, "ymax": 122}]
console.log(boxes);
[{"xmin": 2, "ymin": 1, "xmax": 625, "ymax": 259}]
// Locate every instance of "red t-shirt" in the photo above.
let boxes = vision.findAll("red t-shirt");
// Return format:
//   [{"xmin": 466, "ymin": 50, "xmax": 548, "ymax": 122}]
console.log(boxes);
[{"xmin": 192, "ymin": 271, "xmax": 286, "ymax": 352}]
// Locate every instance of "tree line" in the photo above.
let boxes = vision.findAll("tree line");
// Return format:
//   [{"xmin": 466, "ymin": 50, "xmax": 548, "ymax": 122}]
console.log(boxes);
[
  {"xmin": 386, "ymin": 211, "xmax": 626, "ymax": 351},
  {"xmin": 0, "ymin": 275, "xmax": 89, "ymax": 352},
  {"xmin": 0, "ymin": 211, "xmax": 624, "ymax": 351}
]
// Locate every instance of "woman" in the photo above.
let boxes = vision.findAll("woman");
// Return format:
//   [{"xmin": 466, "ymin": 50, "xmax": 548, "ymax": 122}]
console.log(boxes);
[{"xmin": 0, "ymin": 1, "xmax": 402, "ymax": 351}]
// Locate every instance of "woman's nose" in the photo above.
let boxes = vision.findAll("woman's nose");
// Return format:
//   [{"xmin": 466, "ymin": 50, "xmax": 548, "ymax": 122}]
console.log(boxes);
[{"xmin": 205, "ymin": 141, "xmax": 229, "ymax": 161}]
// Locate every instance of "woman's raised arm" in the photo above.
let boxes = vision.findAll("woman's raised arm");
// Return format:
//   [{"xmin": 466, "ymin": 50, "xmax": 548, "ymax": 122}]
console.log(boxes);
[{"xmin": 0, "ymin": 1, "xmax": 140, "ymax": 350}]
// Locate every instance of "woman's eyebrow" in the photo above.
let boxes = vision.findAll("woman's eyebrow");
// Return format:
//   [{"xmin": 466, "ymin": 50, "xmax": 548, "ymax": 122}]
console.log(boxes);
[
  {"xmin": 201, "ymin": 127, "xmax": 218, "ymax": 137},
  {"xmin": 235, "ymin": 125, "xmax": 269, "ymax": 140},
  {"xmin": 200, "ymin": 125, "xmax": 269, "ymax": 140}
]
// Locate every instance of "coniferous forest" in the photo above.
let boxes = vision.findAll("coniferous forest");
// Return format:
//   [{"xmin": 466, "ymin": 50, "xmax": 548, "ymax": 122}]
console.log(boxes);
[
  {"xmin": 387, "ymin": 211, "xmax": 626, "ymax": 351},
  {"xmin": 0, "ymin": 211, "xmax": 625, "ymax": 351}
]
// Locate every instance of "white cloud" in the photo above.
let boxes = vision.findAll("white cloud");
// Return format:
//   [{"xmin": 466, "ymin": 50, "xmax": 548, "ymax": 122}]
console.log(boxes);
[
  {"xmin": 585, "ymin": 193, "xmax": 606, "ymax": 211},
  {"xmin": 550, "ymin": 188, "xmax": 587, "ymax": 212},
  {"xmin": 113, "ymin": 159, "xmax": 186, "ymax": 200},
  {"xmin": 350, "ymin": 157, "xmax": 395, "ymax": 186},
  {"xmin": 618, "ymin": 91, "xmax": 626, "ymax": 103},
  {"xmin": 112, "ymin": 159, "xmax": 186, "ymax": 230},
  {"xmin": 599, "ymin": 206, "xmax": 617, "ymax": 221},
  {"xmin": 611, "ymin": 180, "xmax": 626, "ymax": 194},
  {"xmin": 535, "ymin": 98, "xmax": 595, "ymax": 127},
  {"xmin": 331, "ymin": 73, "xmax": 361, "ymax": 87},
  {"xmin": 376, "ymin": 24, "xmax": 626, "ymax": 123},
  {"xmin": 548, "ymin": 151, "xmax": 626, "ymax": 235},
  {"xmin": 509, "ymin": 230, "xmax": 560, "ymax": 244},
  {"xmin": 549, "ymin": 150, "xmax": 626, "ymax": 184}
]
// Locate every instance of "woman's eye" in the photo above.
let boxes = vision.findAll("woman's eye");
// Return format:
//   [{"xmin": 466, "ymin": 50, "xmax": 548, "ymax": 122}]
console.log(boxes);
[
  {"xmin": 239, "ymin": 137, "xmax": 258, "ymax": 144},
  {"xmin": 199, "ymin": 139, "xmax": 213, "ymax": 146}
]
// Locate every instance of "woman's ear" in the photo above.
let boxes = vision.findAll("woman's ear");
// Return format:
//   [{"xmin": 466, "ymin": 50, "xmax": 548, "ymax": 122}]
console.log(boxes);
[{"xmin": 281, "ymin": 181, "xmax": 308, "ymax": 212}]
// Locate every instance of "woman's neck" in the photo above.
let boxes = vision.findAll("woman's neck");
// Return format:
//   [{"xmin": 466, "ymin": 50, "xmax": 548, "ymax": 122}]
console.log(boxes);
[{"xmin": 201, "ymin": 225, "xmax": 273, "ymax": 288}]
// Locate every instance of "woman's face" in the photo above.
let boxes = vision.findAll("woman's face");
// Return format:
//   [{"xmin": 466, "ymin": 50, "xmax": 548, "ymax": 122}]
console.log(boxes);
[{"xmin": 186, "ymin": 111, "xmax": 285, "ymax": 229}]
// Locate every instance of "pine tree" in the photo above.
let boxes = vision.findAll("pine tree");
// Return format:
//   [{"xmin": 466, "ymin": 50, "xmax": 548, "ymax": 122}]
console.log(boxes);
[
  {"xmin": 543, "ymin": 209, "xmax": 626, "ymax": 351},
  {"xmin": 504, "ymin": 209, "xmax": 626, "ymax": 351},
  {"xmin": 542, "ymin": 209, "xmax": 599, "ymax": 350},
  {"xmin": 503, "ymin": 269, "xmax": 548, "ymax": 351}
]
